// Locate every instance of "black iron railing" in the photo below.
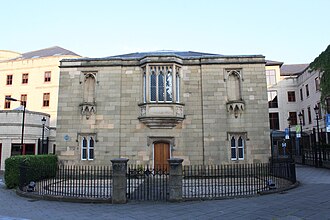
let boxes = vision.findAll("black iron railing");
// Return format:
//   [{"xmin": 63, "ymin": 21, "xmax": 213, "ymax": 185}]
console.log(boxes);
[
  {"xmin": 19, "ymin": 164, "xmax": 112, "ymax": 199},
  {"xmin": 183, "ymin": 161, "xmax": 295, "ymax": 199},
  {"xmin": 300, "ymin": 148, "xmax": 330, "ymax": 168},
  {"xmin": 127, "ymin": 164, "xmax": 169, "ymax": 201},
  {"xmin": 18, "ymin": 161, "xmax": 295, "ymax": 202}
]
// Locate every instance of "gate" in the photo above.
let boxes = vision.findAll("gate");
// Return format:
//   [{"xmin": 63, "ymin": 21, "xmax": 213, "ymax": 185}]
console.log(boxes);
[{"xmin": 127, "ymin": 164, "xmax": 169, "ymax": 201}]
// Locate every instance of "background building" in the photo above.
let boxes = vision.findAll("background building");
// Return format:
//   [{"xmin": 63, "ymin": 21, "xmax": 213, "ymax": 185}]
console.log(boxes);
[
  {"xmin": 0, "ymin": 46, "xmax": 80, "ymax": 169},
  {"xmin": 266, "ymin": 61, "xmax": 329, "ymax": 158},
  {"xmin": 0, "ymin": 110, "xmax": 50, "ymax": 170},
  {"xmin": 56, "ymin": 51, "xmax": 271, "ymax": 167}
]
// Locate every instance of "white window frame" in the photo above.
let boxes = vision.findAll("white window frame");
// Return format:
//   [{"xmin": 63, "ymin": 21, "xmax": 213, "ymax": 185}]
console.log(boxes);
[
  {"xmin": 266, "ymin": 69, "xmax": 276, "ymax": 86},
  {"xmin": 81, "ymin": 136, "xmax": 95, "ymax": 160},
  {"xmin": 230, "ymin": 135, "xmax": 245, "ymax": 161}
]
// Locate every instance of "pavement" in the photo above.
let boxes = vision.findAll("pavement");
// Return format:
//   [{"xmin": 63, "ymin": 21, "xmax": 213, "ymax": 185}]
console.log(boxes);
[{"xmin": 0, "ymin": 165, "xmax": 330, "ymax": 220}]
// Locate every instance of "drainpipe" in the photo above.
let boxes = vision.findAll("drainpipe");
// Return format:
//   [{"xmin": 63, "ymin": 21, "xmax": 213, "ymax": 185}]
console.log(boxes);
[{"xmin": 200, "ymin": 59, "xmax": 205, "ymax": 165}]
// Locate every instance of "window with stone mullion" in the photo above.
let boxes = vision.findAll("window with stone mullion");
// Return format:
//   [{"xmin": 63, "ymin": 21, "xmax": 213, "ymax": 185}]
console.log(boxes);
[
  {"xmin": 166, "ymin": 67, "xmax": 173, "ymax": 102},
  {"xmin": 150, "ymin": 69, "xmax": 157, "ymax": 102},
  {"xmin": 158, "ymin": 69, "xmax": 165, "ymax": 102},
  {"xmin": 146, "ymin": 65, "xmax": 179, "ymax": 103}
]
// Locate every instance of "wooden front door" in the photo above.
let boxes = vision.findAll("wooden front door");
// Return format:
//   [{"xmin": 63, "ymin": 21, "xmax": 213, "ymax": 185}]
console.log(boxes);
[{"xmin": 154, "ymin": 142, "xmax": 170, "ymax": 171}]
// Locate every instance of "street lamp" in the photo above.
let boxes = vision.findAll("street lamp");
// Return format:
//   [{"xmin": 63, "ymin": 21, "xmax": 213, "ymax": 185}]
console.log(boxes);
[
  {"xmin": 287, "ymin": 116, "xmax": 292, "ymax": 157},
  {"xmin": 298, "ymin": 112, "xmax": 303, "ymax": 156},
  {"xmin": 5, "ymin": 97, "xmax": 26, "ymax": 152},
  {"xmin": 41, "ymin": 117, "xmax": 46, "ymax": 154},
  {"xmin": 314, "ymin": 105, "xmax": 321, "ymax": 167},
  {"xmin": 314, "ymin": 105, "xmax": 321, "ymax": 144}
]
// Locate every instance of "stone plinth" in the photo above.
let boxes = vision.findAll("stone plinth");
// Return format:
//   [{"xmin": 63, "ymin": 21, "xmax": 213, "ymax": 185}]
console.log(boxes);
[
  {"xmin": 168, "ymin": 158, "xmax": 184, "ymax": 202},
  {"xmin": 111, "ymin": 158, "xmax": 129, "ymax": 204}
]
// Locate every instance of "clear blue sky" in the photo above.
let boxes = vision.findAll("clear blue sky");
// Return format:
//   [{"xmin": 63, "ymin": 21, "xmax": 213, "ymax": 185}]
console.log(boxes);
[{"xmin": 1, "ymin": 0, "xmax": 329, "ymax": 64}]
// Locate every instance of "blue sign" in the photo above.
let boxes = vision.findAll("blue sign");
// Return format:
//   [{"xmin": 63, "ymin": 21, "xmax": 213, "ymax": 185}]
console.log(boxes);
[
  {"xmin": 326, "ymin": 114, "xmax": 330, "ymax": 133},
  {"xmin": 64, "ymin": 134, "xmax": 70, "ymax": 141},
  {"xmin": 285, "ymin": 128, "xmax": 289, "ymax": 139}
]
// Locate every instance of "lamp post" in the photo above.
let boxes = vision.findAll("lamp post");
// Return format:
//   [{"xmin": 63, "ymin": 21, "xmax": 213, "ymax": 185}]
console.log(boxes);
[
  {"xmin": 41, "ymin": 117, "xmax": 46, "ymax": 154},
  {"xmin": 298, "ymin": 112, "xmax": 303, "ymax": 156},
  {"xmin": 314, "ymin": 105, "xmax": 321, "ymax": 167},
  {"xmin": 5, "ymin": 97, "xmax": 26, "ymax": 152},
  {"xmin": 298, "ymin": 112, "xmax": 304, "ymax": 164},
  {"xmin": 287, "ymin": 116, "xmax": 292, "ymax": 158}
]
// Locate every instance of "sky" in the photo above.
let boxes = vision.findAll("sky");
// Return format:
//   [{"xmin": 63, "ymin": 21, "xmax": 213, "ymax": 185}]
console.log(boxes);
[{"xmin": 1, "ymin": 0, "xmax": 330, "ymax": 64}]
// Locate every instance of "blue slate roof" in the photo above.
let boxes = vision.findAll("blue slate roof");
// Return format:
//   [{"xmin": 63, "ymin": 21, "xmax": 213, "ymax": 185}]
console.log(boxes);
[
  {"xmin": 106, "ymin": 50, "xmax": 222, "ymax": 59},
  {"xmin": 10, "ymin": 46, "xmax": 80, "ymax": 60},
  {"xmin": 280, "ymin": 64, "xmax": 309, "ymax": 76}
]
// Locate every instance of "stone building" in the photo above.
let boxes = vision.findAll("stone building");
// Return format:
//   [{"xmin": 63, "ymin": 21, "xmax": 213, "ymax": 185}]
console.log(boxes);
[{"xmin": 56, "ymin": 51, "xmax": 271, "ymax": 167}]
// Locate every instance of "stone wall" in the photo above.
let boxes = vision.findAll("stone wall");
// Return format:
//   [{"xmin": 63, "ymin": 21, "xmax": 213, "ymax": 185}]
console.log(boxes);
[{"xmin": 56, "ymin": 54, "xmax": 270, "ymax": 165}]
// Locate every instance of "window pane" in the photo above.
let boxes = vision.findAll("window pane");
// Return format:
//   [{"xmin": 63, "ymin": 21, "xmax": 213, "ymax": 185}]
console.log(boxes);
[
  {"xmin": 176, "ymin": 73, "xmax": 180, "ymax": 103},
  {"xmin": 21, "ymin": 94, "xmax": 27, "ymax": 107},
  {"xmin": 289, "ymin": 112, "xmax": 297, "ymax": 125},
  {"xmin": 238, "ymin": 137, "xmax": 243, "ymax": 146},
  {"xmin": 82, "ymin": 137, "xmax": 87, "ymax": 160},
  {"xmin": 82, "ymin": 149, "xmax": 87, "ymax": 159},
  {"xmin": 158, "ymin": 71, "xmax": 164, "ymax": 102},
  {"xmin": 269, "ymin": 113, "xmax": 279, "ymax": 130},
  {"xmin": 89, "ymin": 137, "xmax": 94, "ymax": 148},
  {"xmin": 6, "ymin": 75, "xmax": 13, "ymax": 85},
  {"xmin": 268, "ymin": 91, "xmax": 278, "ymax": 108},
  {"xmin": 166, "ymin": 69, "xmax": 173, "ymax": 101},
  {"xmin": 308, "ymin": 107, "xmax": 312, "ymax": 124},
  {"xmin": 301, "ymin": 109, "xmax": 305, "ymax": 125},
  {"xmin": 287, "ymin": 91, "xmax": 296, "ymax": 102},
  {"xmin": 238, "ymin": 137, "xmax": 244, "ymax": 159},
  {"xmin": 5, "ymin": 95, "xmax": 11, "ymax": 109},
  {"xmin": 231, "ymin": 137, "xmax": 235, "ymax": 147},
  {"xmin": 266, "ymin": 70, "xmax": 276, "ymax": 85},
  {"xmin": 82, "ymin": 137, "xmax": 87, "ymax": 148},
  {"xmin": 43, "ymin": 93, "xmax": 50, "ymax": 107},
  {"xmin": 238, "ymin": 147, "xmax": 244, "ymax": 159},
  {"xmin": 231, "ymin": 137, "xmax": 236, "ymax": 160},
  {"xmin": 89, "ymin": 137, "xmax": 94, "ymax": 160},
  {"xmin": 150, "ymin": 71, "xmax": 156, "ymax": 101},
  {"xmin": 22, "ymin": 73, "xmax": 28, "ymax": 84},
  {"xmin": 89, "ymin": 149, "xmax": 94, "ymax": 160},
  {"xmin": 143, "ymin": 73, "xmax": 146, "ymax": 103},
  {"xmin": 305, "ymin": 84, "xmax": 309, "ymax": 97},
  {"xmin": 231, "ymin": 148, "xmax": 236, "ymax": 159},
  {"xmin": 44, "ymin": 71, "xmax": 51, "ymax": 82},
  {"xmin": 315, "ymin": 77, "xmax": 320, "ymax": 91}
]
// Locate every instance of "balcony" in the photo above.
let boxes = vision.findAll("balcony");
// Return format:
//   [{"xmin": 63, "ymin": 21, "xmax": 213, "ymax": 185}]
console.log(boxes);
[
  {"xmin": 138, "ymin": 103, "xmax": 185, "ymax": 128},
  {"xmin": 80, "ymin": 102, "xmax": 96, "ymax": 119},
  {"xmin": 226, "ymin": 100, "xmax": 245, "ymax": 118}
]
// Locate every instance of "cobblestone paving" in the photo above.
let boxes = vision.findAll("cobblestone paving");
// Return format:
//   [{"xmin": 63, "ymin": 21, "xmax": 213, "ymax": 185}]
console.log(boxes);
[{"xmin": 0, "ymin": 165, "xmax": 330, "ymax": 220}]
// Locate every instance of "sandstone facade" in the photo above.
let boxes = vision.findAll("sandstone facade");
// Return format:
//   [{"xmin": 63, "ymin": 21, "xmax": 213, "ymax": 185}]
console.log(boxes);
[{"xmin": 56, "ymin": 51, "xmax": 270, "ymax": 166}]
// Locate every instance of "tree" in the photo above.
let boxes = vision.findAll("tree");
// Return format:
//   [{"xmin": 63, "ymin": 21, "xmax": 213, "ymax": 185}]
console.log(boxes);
[{"xmin": 309, "ymin": 44, "xmax": 330, "ymax": 112}]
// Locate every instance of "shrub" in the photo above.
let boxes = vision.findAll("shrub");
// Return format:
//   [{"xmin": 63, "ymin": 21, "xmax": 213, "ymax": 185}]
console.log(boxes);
[{"xmin": 4, "ymin": 155, "xmax": 57, "ymax": 189}]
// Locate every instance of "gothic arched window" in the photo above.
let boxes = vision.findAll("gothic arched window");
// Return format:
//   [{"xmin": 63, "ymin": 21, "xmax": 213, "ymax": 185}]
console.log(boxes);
[
  {"xmin": 143, "ymin": 65, "xmax": 180, "ymax": 103},
  {"xmin": 227, "ymin": 70, "xmax": 241, "ymax": 101},
  {"xmin": 83, "ymin": 73, "xmax": 96, "ymax": 103}
]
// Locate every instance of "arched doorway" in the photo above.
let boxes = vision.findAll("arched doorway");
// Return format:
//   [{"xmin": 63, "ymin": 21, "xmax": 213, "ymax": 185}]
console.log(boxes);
[{"xmin": 154, "ymin": 142, "xmax": 170, "ymax": 171}]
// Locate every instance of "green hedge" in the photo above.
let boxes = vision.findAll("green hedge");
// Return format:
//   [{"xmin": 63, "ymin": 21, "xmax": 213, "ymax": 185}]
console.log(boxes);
[{"xmin": 4, "ymin": 155, "xmax": 58, "ymax": 189}]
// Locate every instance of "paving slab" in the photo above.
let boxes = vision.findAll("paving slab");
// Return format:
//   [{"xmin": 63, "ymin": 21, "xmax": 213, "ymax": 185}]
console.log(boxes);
[{"xmin": 0, "ymin": 165, "xmax": 330, "ymax": 219}]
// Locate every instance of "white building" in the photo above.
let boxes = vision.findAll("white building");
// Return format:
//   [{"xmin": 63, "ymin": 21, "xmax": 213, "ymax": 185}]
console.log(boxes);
[
  {"xmin": 0, "ymin": 46, "xmax": 80, "ymax": 169},
  {"xmin": 0, "ymin": 109, "xmax": 50, "ymax": 170},
  {"xmin": 266, "ymin": 61, "xmax": 328, "ymax": 150}
]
